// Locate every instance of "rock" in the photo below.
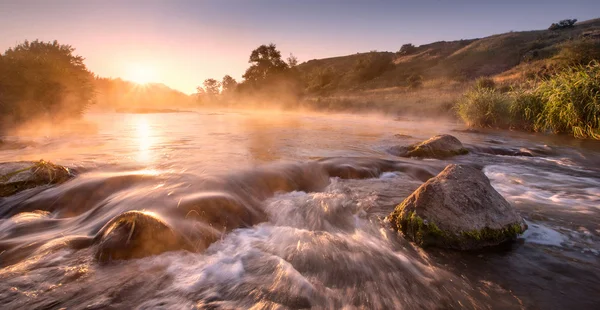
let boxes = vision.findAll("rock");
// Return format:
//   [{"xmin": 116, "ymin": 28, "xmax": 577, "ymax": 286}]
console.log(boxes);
[
  {"xmin": 388, "ymin": 164, "xmax": 526, "ymax": 250},
  {"xmin": 390, "ymin": 134, "xmax": 468, "ymax": 158},
  {"xmin": 94, "ymin": 211, "xmax": 194, "ymax": 263},
  {"xmin": 0, "ymin": 160, "xmax": 74, "ymax": 197}
]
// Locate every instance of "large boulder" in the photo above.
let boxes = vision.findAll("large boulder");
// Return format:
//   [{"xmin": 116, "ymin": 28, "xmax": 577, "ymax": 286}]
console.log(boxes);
[
  {"xmin": 390, "ymin": 134, "xmax": 468, "ymax": 159},
  {"xmin": 388, "ymin": 164, "xmax": 526, "ymax": 250},
  {"xmin": 0, "ymin": 160, "xmax": 73, "ymax": 197}
]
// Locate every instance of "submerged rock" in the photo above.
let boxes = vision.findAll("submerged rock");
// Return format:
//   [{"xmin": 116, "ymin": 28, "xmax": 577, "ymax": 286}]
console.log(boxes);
[
  {"xmin": 94, "ymin": 211, "xmax": 194, "ymax": 263},
  {"xmin": 388, "ymin": 164, "xmax": 526, "ymax": 250},
  {"xmin": 0, "ymin": 160, "xmax": 73, "ymax": 197},
  {"xmin": 390, "ymin": 134, "xmax": 468, "ymax": 159}
]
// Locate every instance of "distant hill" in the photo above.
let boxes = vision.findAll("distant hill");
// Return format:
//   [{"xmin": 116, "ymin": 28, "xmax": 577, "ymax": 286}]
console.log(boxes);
[{"xmin": 297, "ymin": 18, "xmax": 600, "ymax": 94}]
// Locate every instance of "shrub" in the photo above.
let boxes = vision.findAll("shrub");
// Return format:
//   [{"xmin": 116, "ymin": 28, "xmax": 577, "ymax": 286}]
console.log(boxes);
[
  {"xmin": 534, "ymin": 61, "xmax": 600, "ymax": 138},
  {"xmin": 474, "ymin": 77, "xmax": 496, "ymax": 90},
  {"xmin": 455, "ymin": 87, "xmax": 511, "ymax": 128},
  {"xmin": 407, "ymin": 74, "xmax": 423, "ymax": 89},
  {"xmin": 553, "ymin": 39, "xmax": 600, "ymax": 67},
  {"xmin": 548, "ymin": 19, "xmax": 577, "ymax": 31}
]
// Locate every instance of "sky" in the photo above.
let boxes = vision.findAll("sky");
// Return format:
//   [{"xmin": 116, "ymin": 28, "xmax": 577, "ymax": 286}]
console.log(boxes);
[{"xmin": 1, "ymin": 0, "xmax": 599, "ymax": 94}]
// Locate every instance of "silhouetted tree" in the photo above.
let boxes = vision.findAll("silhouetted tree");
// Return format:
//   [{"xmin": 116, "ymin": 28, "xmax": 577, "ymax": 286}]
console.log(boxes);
[
  {"xmin": 287, "ymin": 53, "xmax": 298, "ymax": 67},
  {"xmin": 203, "ymin": 78, "xmax": 221, "ymax": 97},
  {"xmin": 221, "ymin": 75, "xmax": 238, "ymax": 94},
  {"xmin": 242, "ymin": 43, "xmax": 289, "ymax": 86},
  {"xmin": 398, "ymin": 43, "xmax": 417, "ymax": 55},
  {"xmin": 548, "ymin": 19, "xmax": 577, "ymax": 31},
  {"xmin": 0, "ymin": 40, "xmax": 94, "ymax": 124}
]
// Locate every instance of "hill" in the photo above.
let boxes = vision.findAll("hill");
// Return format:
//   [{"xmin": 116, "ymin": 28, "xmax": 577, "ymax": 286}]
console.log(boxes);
[{"xmin": 297, "ymin": 18, "xmax": 600, "ymax": 93}]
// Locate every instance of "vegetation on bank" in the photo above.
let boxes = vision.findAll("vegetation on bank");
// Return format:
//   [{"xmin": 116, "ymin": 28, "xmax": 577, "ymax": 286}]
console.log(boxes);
[
  {"xmin": 0, "ymin": 40, "xmax": 94, "ymax": 128},
  {"xmin": 456, "ymin": 61, "xmax": 600, "ymax": 139},
  {"xmin": 1, "ymin": 18, "xmax": 599, "ymax": 139}
]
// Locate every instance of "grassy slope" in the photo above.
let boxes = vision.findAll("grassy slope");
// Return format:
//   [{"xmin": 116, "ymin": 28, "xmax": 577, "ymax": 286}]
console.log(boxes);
[{"xmin": 296, "ymin": 19, "xmax": 600, "ymax": 115}]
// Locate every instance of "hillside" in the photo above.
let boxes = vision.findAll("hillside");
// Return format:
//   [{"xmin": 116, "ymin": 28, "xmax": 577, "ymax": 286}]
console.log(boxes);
[{"xmin": 297, "ymin": 18, "xmax": 600, "ymax": 94}]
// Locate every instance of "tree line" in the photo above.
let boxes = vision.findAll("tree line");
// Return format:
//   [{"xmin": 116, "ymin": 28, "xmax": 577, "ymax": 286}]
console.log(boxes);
[{"xmin": 195, "ymin": 43, "xmax": 301, "ymax": 106}]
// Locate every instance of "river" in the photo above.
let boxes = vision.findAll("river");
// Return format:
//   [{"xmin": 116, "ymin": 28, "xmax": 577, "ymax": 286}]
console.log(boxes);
[{"xmin": 1, "ymin": 111, "xmax": 599, "ymax": 309}]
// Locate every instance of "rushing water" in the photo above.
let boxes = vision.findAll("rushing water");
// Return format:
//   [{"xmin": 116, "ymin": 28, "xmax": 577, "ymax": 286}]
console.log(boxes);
[{"xmin": 1, "ymin": 111, "xmax": 599, "ymax": 309}]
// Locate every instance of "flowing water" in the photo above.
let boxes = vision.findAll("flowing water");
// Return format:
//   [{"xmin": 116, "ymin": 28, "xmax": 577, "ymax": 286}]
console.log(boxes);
[{"xmin": 1, "ymin": 111, "xmax": 599, "ymax": 309}]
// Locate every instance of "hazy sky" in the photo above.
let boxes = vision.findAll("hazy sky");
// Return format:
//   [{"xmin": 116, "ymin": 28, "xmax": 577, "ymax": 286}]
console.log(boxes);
[{"xmin": 1, "ymin": 0, "xmax": 599, "ymax": 94}]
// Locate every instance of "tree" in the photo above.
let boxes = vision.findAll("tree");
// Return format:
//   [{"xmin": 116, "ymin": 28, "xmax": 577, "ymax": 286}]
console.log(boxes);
[
  {"xmin": 287, "ymin": 53, "xmax": 298, "ymax": 67},
  {"xmin": 242, "ymin": 43, "xmax": 289, "ymax": 86},
  {"xmin": 0, "ymin": 40, "xmax": 95, "ymax": 123},
  {"xmin": 548, "ymin": 19, "xmax": 577, "ymax": 31},
  {"xmin": 202, "ymin": 78, "xmax": 221, "ymax": 97},
  {"xmin": 398, "ymin": 43, "xmax": 417, "ymax": 55},
  {"xmin": 221, "ymin": 75, "xmax": 238, "ymax": 94}
]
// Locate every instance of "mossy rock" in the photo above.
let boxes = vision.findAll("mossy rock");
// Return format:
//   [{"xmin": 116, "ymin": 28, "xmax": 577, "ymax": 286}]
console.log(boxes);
[
  {"xmin": 0, "ymin": 160, "xmax": 74, "ymax": 197},
  {"xmin": 390, "ymin": 134, "xmax": 468, "ymax": 159},
  {"xmin": 388, "ymin": 164, "xmax": 526, "ymax": 250}
]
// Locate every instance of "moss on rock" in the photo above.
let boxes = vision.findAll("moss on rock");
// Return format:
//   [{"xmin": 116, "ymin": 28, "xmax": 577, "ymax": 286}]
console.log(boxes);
[{"xmin": 390, "ymin": 210, "xmax": 527, "ymax": 249}]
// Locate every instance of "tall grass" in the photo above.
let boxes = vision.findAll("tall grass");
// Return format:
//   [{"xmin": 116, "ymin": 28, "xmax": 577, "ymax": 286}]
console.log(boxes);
[
  {"xmin": 456, "ymin": 61, "xmax": 600, "ymax": 139},
  {"xmin": 455, "ymin": 85, "xmax": 511, "ymax": 128},
  {"xmin": 534, "ymin": 61, "xmax": 600, "ymax": 138}
]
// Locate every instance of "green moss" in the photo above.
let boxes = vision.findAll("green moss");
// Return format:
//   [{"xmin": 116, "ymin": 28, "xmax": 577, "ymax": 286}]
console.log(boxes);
[{"xmin": 389, "ymin": 207, "xmax": 526, "ymax": 249}]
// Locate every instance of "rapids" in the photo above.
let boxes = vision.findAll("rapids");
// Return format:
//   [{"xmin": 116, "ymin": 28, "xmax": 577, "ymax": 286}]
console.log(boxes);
[{"xmin": 1, "ymin": 111, "xmax": 599, "ymax": 309}]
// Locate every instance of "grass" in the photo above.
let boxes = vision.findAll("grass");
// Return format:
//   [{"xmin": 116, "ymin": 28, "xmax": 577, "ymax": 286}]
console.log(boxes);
[
  {"xmin": 534, "ymin": 61, "xmax": 600, "ymax": 138},
  {"xmin": 455, "ymin": 61, "xmax": 600, "ymax": 139}
]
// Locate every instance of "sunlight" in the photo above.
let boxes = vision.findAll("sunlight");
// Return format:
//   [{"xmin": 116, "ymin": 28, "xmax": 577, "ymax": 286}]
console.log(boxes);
[
  {"xmin": 134, "ymin": 116, "xmax": 154, "ymax": 162},
  {"xmin": 124, "ymin": 63, "xmax": 157, "ymax": 85}
]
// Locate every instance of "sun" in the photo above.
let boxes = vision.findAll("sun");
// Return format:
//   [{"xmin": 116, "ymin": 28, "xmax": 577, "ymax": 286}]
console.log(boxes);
[{"xmin": 125, "ymin": 63, "xmax": 157, "ymax": 85}]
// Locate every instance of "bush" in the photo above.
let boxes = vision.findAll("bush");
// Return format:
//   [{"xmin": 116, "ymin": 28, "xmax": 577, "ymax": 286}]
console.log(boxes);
[
  {"xmin": 407, "ymin": 74, "xmax": 423, "ymax": 89},
  {"xmin": 534, "ymin": 61, "xmax": 600, "ymax": 138},
  {"xmin": 548, "ymin": 19, "xmax": 577, "ymax": 31},
  {"xmin": 554, "ymin": 39, "xmax": 600, "ymax": 67},
  {"xmin": 455, "ymin": 87, "xmax": 511, "ymax": 128},
  {"xmin": 474, "ymin": 77, "xmax": 496, "ymax": 90}
]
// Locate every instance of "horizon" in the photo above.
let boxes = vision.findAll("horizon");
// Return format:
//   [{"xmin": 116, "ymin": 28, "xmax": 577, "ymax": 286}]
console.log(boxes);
[{"xmin": 1, "ymin": 0, "xmax": 599, "ymax": 94}]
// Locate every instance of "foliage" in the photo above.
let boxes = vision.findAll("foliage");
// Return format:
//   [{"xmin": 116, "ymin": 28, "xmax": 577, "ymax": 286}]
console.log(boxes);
[
  {"xmin": 474, "ymin": 77, "xmax": 496, "ymax": 90},
  {"xmin": 457, "ymin": 62, "xmax": 600, "ymax": 139},
  {"xmin": 202, "ymin": 78, "xmax": 221, "ymax": 97},
  {"xmin": 0, "ymin": 40, "xmax": 94, "ymax": 124},
  {"xmin": 352, "ymin": 53, "xmax": 394, "ymax": 82},
  {"xmin": 286, "ymin": 53, "xmax": 298, "ymax": 67},
  {"xmin": 534, "ymin": 61, "xmax": 600, "ymax": 138},
  {"xmin": 398, "ymin": 43, "xmax": 417, "ymax": 55},
  {"xmin": 241, "ymin": 43, "xmax": 289, "ymax": 87},
  {"xmin": 221, "ymin": 75, "xmax": 238, "ymax": 95},
  {"xmin": 549, "ymin": 19, "xmax": 577, "ymax": 31},
  {"xmin": 407, "ymin": 74, "xmax": 423, "ymax": 89},
  {"xmin": 455, "ymin": 87, "xmax": 511, "ymax": 128},
  {"xmin": 553, "ymin": 38, "xmax": 600, "ymax": 67}
]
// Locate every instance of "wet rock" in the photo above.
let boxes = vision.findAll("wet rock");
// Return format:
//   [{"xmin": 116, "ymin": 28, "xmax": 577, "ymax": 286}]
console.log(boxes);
[
  {"xmin": 390, "ymin": 134, "xmax": 468, "ymax": 159},
  {"xmin": 94, "ymin": 211, "xmax": 194, "ymax": 263},
  {"xmin": 388, "ymin": 164, "xmax": 526, "ymax": 250},
  {"xmin": 0, "ymin": 160, "xmax": 74, "ymax": 197}
]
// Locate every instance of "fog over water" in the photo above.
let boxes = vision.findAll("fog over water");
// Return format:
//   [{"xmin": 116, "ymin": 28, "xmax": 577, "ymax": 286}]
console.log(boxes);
[{"xmin": 1, "ymin": 111, "xmax": 599, "ymax": 309}]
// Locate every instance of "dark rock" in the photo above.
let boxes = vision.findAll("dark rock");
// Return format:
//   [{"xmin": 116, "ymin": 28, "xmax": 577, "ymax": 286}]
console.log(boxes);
[
  {"xmin": 390, "ymin": 134, "xmax": 468, "ymax": 159},
  {"xmin": 94, "ymin": 211, "xmax": 194, "ymax": 263},
  {"xmin": 388, "ymin": 164, "xmax": 526, "ymax": 250},
  {"xmin": 0, "ymin": 160, "xmax": 74, "ymax": 197}
]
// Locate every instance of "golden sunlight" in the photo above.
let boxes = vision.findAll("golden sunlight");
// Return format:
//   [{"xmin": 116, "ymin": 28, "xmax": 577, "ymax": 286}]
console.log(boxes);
[{"xmin": 124, "ymin": 63, "xmax": 157, "ymax": 85}]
